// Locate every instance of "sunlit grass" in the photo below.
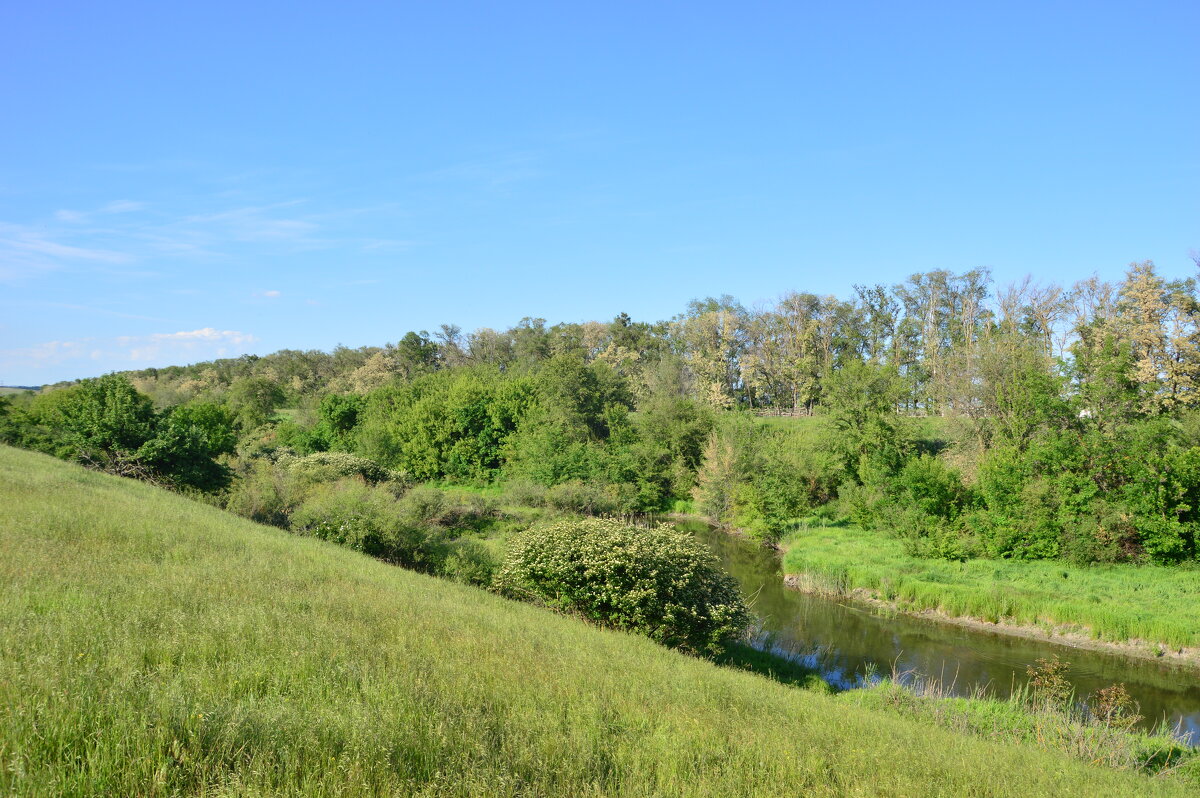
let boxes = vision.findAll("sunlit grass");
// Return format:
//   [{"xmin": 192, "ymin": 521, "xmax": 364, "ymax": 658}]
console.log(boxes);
[
  {"xmin": 0, "ymin": 445, "xmax": 1192, "ymax": 796},
  {"xmin": 781, "ymin": 523, "xmax": 1200, "ymax": 649}
]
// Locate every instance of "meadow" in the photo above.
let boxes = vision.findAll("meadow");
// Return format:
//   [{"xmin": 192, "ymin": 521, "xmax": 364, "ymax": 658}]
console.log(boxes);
[
  {"xmin": 781, "ymin": 522, "xmax": 1200, "ymax": 651},
  {"xmin": 1, "ymin": 444, "xmax": 1195, "ymax": 796}
]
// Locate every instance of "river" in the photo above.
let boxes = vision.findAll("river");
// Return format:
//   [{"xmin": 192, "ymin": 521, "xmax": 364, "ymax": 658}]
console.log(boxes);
[{"xmin": 682, "ymin": 520, "xmax": 1200, "ymax": 745}]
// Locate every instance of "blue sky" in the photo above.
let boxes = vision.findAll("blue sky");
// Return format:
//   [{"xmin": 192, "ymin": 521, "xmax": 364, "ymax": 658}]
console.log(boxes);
[{"xmin": 2, "ymin": 1, "xmax": 1197, "ymax": 384}]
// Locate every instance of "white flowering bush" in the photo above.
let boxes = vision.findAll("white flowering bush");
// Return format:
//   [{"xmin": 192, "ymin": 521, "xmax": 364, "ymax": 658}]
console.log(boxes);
[
  {"xmin": 495, "ymin": 518, "xmax": 751, "ymax": 655},
  {"xmin": 280, "ymin": 451, "xmax": 398, "ymax": 484}
]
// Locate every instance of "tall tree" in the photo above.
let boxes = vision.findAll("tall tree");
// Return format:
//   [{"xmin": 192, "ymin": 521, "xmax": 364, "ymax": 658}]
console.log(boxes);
[{"xmin": 674, "ymin": 296, "xmax": 747, "ymax": 409}]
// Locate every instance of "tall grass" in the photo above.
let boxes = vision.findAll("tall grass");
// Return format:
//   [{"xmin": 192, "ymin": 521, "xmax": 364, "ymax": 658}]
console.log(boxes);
[
  {"xmin": 848, "ymin": 676, "xmax": 1195, "ymax": 777},
  {"xmin": 0, "ymin": 445, "xmax": 1192, "ymax": 796},
  {"xmin": 781, "ymin": 522, "xmax": 1200, "ymax": 650}
]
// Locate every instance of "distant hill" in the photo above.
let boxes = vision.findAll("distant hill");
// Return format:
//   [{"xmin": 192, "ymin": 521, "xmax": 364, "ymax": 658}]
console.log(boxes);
[
  {"xmin": 0, "ymin": 385, "xmax": 38, "ymax": 394},
  {"xmin": 0, "ymin": 444, "xmax": 1189, "ymax": 797}
]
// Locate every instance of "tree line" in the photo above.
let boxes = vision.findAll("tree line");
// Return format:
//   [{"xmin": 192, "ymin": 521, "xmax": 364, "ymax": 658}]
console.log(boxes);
[{"xmin": 3, "ymin": 258, "xmax": 1199, "ymax": 565}]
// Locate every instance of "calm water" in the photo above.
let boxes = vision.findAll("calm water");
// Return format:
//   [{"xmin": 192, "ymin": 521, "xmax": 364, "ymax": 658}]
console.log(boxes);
[{"xmin": 683, "ymin": 521, "xmax": 1200, "ymax": 745}]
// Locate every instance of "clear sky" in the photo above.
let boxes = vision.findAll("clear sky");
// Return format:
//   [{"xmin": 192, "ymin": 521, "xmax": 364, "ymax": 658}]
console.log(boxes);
[{"xmin": 2, "ymin": 0, "xmax": 1197, "ymax": 385}]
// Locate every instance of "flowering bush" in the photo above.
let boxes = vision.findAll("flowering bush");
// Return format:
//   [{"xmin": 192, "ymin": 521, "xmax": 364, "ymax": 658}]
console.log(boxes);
[
  {"xmin": 495, "ymin": 518, "xmax": 751, "ymax": 655},
  {"xmin": 279, "ymin": 451, "xmax": 398, "ymax": 484}
]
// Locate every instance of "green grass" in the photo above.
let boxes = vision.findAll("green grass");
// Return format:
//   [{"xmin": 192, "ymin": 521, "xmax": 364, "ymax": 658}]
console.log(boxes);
[
  {"xmin": 0, "ymin": 446, "xmax": 1193, "ymax": 797},
  {"xmin": 847, "ymin": 681, "xmax": 1196, "ymax": 777},
  {"xmin": 781, "ymin": 523, "xmax": 1200, "ymax": 650}
]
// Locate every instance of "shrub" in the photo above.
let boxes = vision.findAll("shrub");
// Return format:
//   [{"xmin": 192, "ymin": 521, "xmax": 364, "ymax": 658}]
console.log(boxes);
[
  {"xmin": 1088, "ymin": 684, "xmax": 1142, "ymax": 732},
  {"xmin": 439, "ymin": 539, "xmax": 499, "ymax": 586},
  {"xmin": 223, "ymin": 459, "xmax": 308, "ymax": 527},
  {"xmin": 495, "ymin": 518, "xmax": 751, "ymax": 655},
  {"xmin": 895, "ymin": 455, "xmax": 970, "ymax": 519},
  {"xmin": 279, "ymin": 451, "xmax": 395, "ymax": 484},
  {"xmin": 290, "ymin": 480, "xmax": 447, "ymax": 569},
  {"xmin": 544, "ymin": 479, "xmax": 619, "ymax": 515},
  {"xmin": 398, "ymin": 484, "xmax": 447, "ymax": 526},
  {"xmin": 505, "ymin": 480, "xmax": 548, "ymax": 507},
  {"xmin": 838, "ymin": 479, "xmax": 888, "ymax": 529},
  {"xmin": 438, "ymin": 491, "xmax": 500, "ymax": 534},
  {"xmin": 1060, "ymin": 502, "xmax": 1138, "ymax": 565},
  {"xmin": 1026, "ymin": 656, "xmax": 1072, "ymax": 712},
  {"xmin": 896, "ymin": 508, "xmax": 978, "ymax": 561}
]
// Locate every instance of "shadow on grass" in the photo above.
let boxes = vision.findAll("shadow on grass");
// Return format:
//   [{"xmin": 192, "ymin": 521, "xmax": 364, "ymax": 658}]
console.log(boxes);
[{"xmin": 713, "ymin": 642, "xmax": 834, "ymax": 693}]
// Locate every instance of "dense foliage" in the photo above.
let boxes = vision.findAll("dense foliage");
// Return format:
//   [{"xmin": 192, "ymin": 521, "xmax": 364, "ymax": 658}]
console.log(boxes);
[
  {"xmin": 6, "ymin": 258, "xmax": 1200, "ymax": 565},
  {"xmin": 495, "ymin": 518, "xmax": 751, "ymax": 654},
  {"xmin": 1, "ymin": 374, "xmax": 235, "ymax": 491}
]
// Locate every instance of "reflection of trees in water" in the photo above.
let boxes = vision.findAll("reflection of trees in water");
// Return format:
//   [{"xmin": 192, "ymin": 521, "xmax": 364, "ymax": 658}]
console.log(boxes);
[{"xmin": 686, "ymin": 522, "xmax": 1200, "ymax": 743}]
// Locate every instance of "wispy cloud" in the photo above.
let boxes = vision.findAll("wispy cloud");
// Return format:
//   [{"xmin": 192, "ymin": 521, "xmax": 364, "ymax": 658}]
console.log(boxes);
[
  {"xmin": 2, "ymin": 183, "xmax": 415, "ymax": 285},
  {"xmin": 0, "ymin": 222, "xmax": 133, "ymax": 281},
  {"xmin": 53, "ymin": 199, "xmax": 146, "ymax": 225},
  {"xmin": 419, "ymin": 152, "xmax": 545, "ymax": 191},
  {"xmin": 0, "ymin": 327, "xmax": 258, "ymax": 377},
  {"xmin": 260, "ymin": 289, "xmax": 282, "ymax": 298},
  {"xmin": 34, "ymin": 301, "xmax": 173, "ymax": 323},
  {"xmin": 101, "ymin": 200, "xmax": 145, "ymax": 214},
  {"xmin": 360, "ymin": 238, "xmax": 414, "ymax": 252},
  {"xmin": 0, "ymin": 225, "xmax": 129, "ymax": 263}
]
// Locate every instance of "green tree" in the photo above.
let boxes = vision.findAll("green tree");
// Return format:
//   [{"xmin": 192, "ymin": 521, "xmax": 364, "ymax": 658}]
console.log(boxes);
[
  {"xmin": 821, "ymin": 360, "xmax": 910, "ymax": 478},
  {"xmin": 393, "ymin": 331, "xmax": 440, "ymax": 378},
  {"xmin": 357, "ymin": 367, "xmax": 537, "ymax": 481},
  {"xmin": 226, "ymin": 377, "xmax": 285, "ymax": 430},
  {"xmin": 136, "ymin": 402, "xmax": 236, "ymax": 491},
  {"xmin": 47, "ymin": 375, "xmax": 157, "ymax": 468}
]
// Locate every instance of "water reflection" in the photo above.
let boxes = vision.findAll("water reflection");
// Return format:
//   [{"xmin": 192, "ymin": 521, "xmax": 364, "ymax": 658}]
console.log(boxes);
[{"xmin": 683, "ymin": 521, "xmax": 1200, "ymax": 745}]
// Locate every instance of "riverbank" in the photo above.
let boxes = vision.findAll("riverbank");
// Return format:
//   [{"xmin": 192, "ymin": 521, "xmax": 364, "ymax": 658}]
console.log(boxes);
[
  {"xmin": 9, "ymin": 445, "xmax": 1198, "ymax": 795},
  {"xmin": 779, "ymin": 523, "xmax": 1200, "ymax": 670}
]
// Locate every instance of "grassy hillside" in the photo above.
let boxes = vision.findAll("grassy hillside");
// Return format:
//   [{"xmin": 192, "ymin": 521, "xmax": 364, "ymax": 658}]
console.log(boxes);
[{"xmin": 0, "ymin": 445, "xmax": 1191, "ymax": 797}]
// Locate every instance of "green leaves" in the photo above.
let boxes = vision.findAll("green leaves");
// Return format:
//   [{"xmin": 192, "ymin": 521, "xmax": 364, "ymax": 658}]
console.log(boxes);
[
  {"xmin": 496, "ymin": 518, "xmax": 751, "ymax": 656},
  {"xmin": 13, "ymin": 376, "xmax": 235, "ymax": 492}
]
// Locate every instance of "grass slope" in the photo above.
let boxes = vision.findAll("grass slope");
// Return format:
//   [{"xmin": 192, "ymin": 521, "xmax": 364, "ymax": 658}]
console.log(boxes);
[
  {"xmin": 0, "ymin": 445, "xmax": 1190, "ymax": 797},
  {"xmin": 782, "ymin": 523, "xmax": 1200, "ymax": 651}
]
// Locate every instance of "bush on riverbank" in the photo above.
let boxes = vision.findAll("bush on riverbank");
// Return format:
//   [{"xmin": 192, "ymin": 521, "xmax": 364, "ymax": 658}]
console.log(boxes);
[{"xmin": 495, "ymin": 517, "xmax": 752, "ymax": 655}]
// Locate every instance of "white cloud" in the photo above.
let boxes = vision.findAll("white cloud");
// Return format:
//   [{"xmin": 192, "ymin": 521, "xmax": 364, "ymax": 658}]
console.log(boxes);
[
  {"xmin": 178, "ymin": 201, "xmax": 321, "ymax": 245},
  {"xmin": 148, "ymin": 327, "xmax": 255, "ymax": 345},
  {"xmin": 261, "ymin": 289, "xmax": 282, "ymax": 298}
]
